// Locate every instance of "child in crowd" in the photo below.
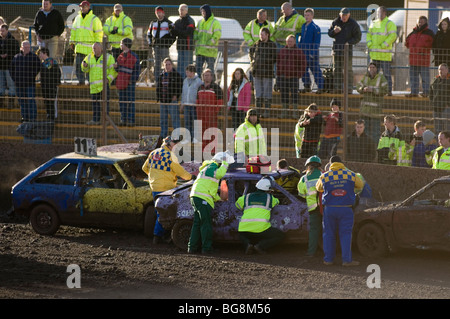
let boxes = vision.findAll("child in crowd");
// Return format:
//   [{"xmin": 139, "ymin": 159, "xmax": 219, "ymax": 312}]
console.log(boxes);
[
  {"xmin": 298, "ymin": 103, "xmax": 323, "ymax": 158},
  {"xmin": 318, "ymin": 98, "xmax": 343, "ymax": 160}
]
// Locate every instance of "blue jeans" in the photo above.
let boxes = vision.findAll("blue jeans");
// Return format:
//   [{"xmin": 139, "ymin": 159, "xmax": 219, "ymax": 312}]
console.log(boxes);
[
  {"xmin": 318, "ymin": 136, "xmax": 340, "ymax": 160},
  {"xmin": 323, "ymin": 206, "xmax": 354, "ymax": 263},
  {"xmin": 75, "ymin": 53, "xmax": 86, "ymax": 84},
  {"xmin": 118, "ymin": 83, "xmax": 136, "ymax": 124},
  {"xmin": 253, "ymin": 77, "xmax": 273, "ymax": 99},
  {"xmin": 177, "ymin": 50, "xmax": 193, "ymax": 79},
  {"xmin": 152, "ymin": 191, "xmax": 166, "ymax": 237},
  {"xmin": 184, "ymin": 105, "xmax": 197, "ymax": 137},
  {"xmin": 196, "ymin": 55, "xmax": 215, "ymax": 77},
  {"xmin": 0, "ymin": 70, "xmax": 16, "ymax": 96},
  {"xmin": 372, "ymin": 60, "xmax": 392, "ymax": 93},
  {"xmin": 160, "ymin": 102, "xmax": 180, "ymax": 138},
  {"xmin": 302, "ymin": 56, "xmax": 324, "ymax": 89},
  {"xmin": 91, "ymin": 86, "xmax": 110, "ymax": 122},
  {"xmin": 279, "ymin": 76, "xmax": 299, "ymax": 106},
  {"xmin": 17, "ymin": 86, "xmax": 37, "ymax": 121},
  {"xmin": 152, "ymin": 46, "xmax": 169, "ymax": 83},
  {"xmin": 409, "ymin": 65, "xmax": 430, "ymax": 95}
]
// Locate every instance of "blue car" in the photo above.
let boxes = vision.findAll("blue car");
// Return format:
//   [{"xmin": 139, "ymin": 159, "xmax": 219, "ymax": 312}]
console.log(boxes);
[{"xmin": 11, "ymin": 151, "xmax": 156, "ymax": 236}]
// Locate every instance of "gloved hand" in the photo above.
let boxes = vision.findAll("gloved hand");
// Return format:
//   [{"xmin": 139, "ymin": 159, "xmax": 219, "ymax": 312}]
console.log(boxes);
[{"xmin": 191, "ymin": 173, "xmax": 197, "ymax": 180}]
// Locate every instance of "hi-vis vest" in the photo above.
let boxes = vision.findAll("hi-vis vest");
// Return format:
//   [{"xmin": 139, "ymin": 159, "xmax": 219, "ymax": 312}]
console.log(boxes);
[
  {"xmin": 367, "ymin": 17, "xmax": 397, "ymax": 62},
  {"xmin": 273, "ymin": 13, "xmax": 305, "ymax": 45},
  {"xmin": 103, "ymin": 11, "xmax": 134, "ymax": 48},
  {"xmin": 390, "ymin": 140, "xmax": 413, "ymax": 166},
  {"xmin": 237, "ymin": 192, "xmax": 276, "ymax": 233},
  {"xmin": 190, "ymin": 161, "xmax": 228, "ymax": 208},
  {"xmin": 235, "ymin": 120, "xmax": 267, "ymax": 157},
  {"xmin": 432, "ymin": 146, "xmax": 450, "ymax": 170},
  {"xmin": 194, "ymin": 14, "xmax": 222, "ymax": 58},
  {"xmin": 81, "ymin": 53, "xmax": 117, "ymax": 94},
  {"xmin": 298, "ymin": 170, "xmax": 320, "ymax": 212},
  {"xmin": 70, "ymin": 10, "xmax": 103, "ymax": 55},
  {"xmin": 243, "ymin": 19, "xmax": 274, "ymax": 46}
]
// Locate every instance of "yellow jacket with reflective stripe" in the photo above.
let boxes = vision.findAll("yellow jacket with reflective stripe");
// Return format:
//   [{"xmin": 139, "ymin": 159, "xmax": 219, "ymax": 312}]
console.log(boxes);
[
  {"xmin": 190, "ymin": 160, "xmax": 228, "ymax": 208},
  {"xmin": 297, "ymin": 168, "xmax": 321, "ymax": 212},
  {"xmin": 70, "ymin": 10, "xmax": 103, "ymax": 55},
  {"xmin": 432, "ymin": 146, "xmax": 450, "ymax": 170},
  {"xmin": 81, "ymin": 53, "xmax": 117, "ymax": 94},
  {"xmin": 367, "ymin": 17, "xmax": 397, "ymax": 62},
  {"xmin": 194, "ymin": 14, "xmax": 222, "ymax": 58},
  {"xmin": 236, "ymin": 191, "xmax": 279, "ymax": 233},
  {"xmin": 234, "ymin": 120, "xmax": 267, "ymax": 157},
  {"xmin": 103, "ymin": 12, "xmax": 134, "ymax": 48},
  {"xmin": 273, "ymin": 13, "xmax": 305, "ymax": 45},
  {"xmin": 389, "ymin": 140, "xmax": 413, "ymax": 166},
  {"xmin": 243, "ymin": 19, "xmax": 274, "ymax": 47}
]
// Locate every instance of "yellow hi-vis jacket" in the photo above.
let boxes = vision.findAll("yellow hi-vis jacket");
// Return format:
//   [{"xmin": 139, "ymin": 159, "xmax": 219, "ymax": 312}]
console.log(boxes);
[
  {"xmin": 142, "ymin": 145, "xmax": 193, "ymax": 192},
  {"xmin": 243, "ymin": 19, "xmax": 274, "ymax": 47},
  {"xmin": 432, "ymin": 146, "xmax": 450, "ymax": 170},
  {"xmin": 81, "ymin": 53, "xmax": 117, "ymax": 94},
  {"xmin": 367, "ymin": 17, "xmax": 397, "ymax": 62},
  {"xmin": 236, "ymin": 190, "xmax": 279, "ymax": 233},
  {"xmin": 70, "ymin": 10, "xmax": 103, "ymax": 55},
  {"xmin": 234, "ymin": 120, "xmax": 267, "ymax": 157},
  {"xmin": 190, "ymin": 160, "xmax": 229, "ymax": 208},
  {"xmin": 194, "ymin": 14, "xmax": 222, "ymax": 58},
  {"xmin": 389, "ymin": 140, "xmax": 413, "ymax": 166},
  {"xmin": 103, "ymin": 11, "xmax": 134, "ymax": 49},
  {"xmin": 273, "ymin": 12, "xmax": 305, "ymax": 45},
  {"xmin": 297, "ymin": 168, "xmax": 321, "ymax": 212}
]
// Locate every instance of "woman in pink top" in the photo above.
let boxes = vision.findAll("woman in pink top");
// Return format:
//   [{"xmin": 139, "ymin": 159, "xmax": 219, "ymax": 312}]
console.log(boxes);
[{"xmin": 227, "ymin": 67, "xmax": 252, "ymax": 130}]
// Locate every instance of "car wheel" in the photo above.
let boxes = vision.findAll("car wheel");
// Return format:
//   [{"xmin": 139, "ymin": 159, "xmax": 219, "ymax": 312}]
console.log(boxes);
[
  {"xmin": 171, "ymin": 219, "xmax": 193, "ymax": 250},
  {"xmin": 30, "ymin": 204, "xmax": 60, "ymax": 235},
  {"xmin": 144, "ymin": 206, "xmax": 156, "ymax": 238},
  {"xmin": 356, "ymin": 223, "xmax": 388, "ymax": 257}
]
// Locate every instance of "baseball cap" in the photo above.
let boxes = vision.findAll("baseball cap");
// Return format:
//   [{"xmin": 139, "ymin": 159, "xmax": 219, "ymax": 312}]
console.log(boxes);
[
  {"xmin": 340, "ymin": 8, "xmax": 350, "ymax": 14},
  {"xmin": 79, "ymin": 1, "xmax": 90, "ymax": 7},
  {"xmin": 155, "ymin": 6, "xmax": 164, "ymax": 12},
  {"xmin": 163, "ymin": 136, "xmax": 180, "ymax": 145}
]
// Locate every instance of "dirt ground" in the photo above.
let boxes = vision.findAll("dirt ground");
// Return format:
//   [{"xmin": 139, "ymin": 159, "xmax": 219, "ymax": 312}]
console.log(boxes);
[{"xmin": 1, "ymin": 142, "xmax": 449, "ymax": 301}]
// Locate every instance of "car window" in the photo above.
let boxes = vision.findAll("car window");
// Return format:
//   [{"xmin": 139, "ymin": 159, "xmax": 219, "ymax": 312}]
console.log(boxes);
[
  {"xmin": 33, "ymin": 162, "xmax": 78, "ymax": 186},
  {"xmin": 412, "ymin": 183, "xmax": 450, "ymax": 207},
  {"xmin": 81, "ymin": 163, "xmax": 111, "ymax": 189},
  {"xmin": 119, "ymin": 159, "xmax": 148, "ymax": 188}
]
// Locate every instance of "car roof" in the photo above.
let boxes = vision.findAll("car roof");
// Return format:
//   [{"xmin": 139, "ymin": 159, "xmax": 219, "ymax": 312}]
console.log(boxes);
[{"xmin": 55, "ymin": 151, "xmax": 146, "ymax": 164}]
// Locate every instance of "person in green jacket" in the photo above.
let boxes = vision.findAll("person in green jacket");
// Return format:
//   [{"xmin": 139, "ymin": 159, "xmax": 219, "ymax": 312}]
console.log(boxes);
[
  {"xmin": 273, "ymin": 2, "xmax": 305, "ymax": 46},
  {"xmin": 297, "ymin": 155, "xmax": 323, "ymax": 257},
  {"xmin": 103, "ymin": 4, "xmax": 134, "ymax": 60},
  {"xmin": 236, "ymin": 176, "xmax": 284, "ymax": 254},
  {"xmin": 431, "ymin": 131, "xmax": 450, "ymax": 170},
  {"xmin": 188, "ymin": 151, "xmax": 233, "ymax": 254}
]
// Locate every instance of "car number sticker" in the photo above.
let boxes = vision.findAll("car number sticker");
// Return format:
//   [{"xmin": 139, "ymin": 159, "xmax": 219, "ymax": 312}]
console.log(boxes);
[{"xmin": 74, "ymin": 137, "xmax": 97, "ymax": 156}]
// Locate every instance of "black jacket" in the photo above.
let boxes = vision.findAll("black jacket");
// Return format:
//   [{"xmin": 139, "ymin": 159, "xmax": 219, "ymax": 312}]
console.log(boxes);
[
  {"xmin": 328, "ymin": 16, "xmax": 361, "ymax": 55},
  {"xmin": 40, "ymin": 57, "xmax": 61, "ymax": 89},
  {"xmin": 34, "ymin": 8, "xmax": 65, "ymax": 39},
  {"xmin": 430, "ymin": 74, "xmax": 450, "ymax": 113},
  {"xmin": 0, "ymin": 32, "xmax": 20, "ymax": 70},
  {"xmin": 432, "ymin": 18, "xmax": 450, "ymax": 66},
  {"xmin": 171, "ymin": 14, "xmax": 195, "ymax": 51},
  {"xmin": 147, "ymin": 17, "xmax": 175, "ymax": 49},
  {"xmin": 10, "ymin": 51, "xmax": 41, "ymax": 88},
  {"xmin": 249, "ymin": 40, "xmax": 277, "ymax": 78},
  {"xmin": 299, "ymin": 112, "xmax": 324, "ymax": 142},
  {"xmin": 156, "ymin": 70, "xmax": 183, "ymax": 103},
  {"xmin": 346, "ymin": 131, "xmax": 376, "ymax": 163}
]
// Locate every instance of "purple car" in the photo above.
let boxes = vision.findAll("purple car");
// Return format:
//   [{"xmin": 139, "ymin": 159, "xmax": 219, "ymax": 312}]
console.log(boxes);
[{"xmin": 154, "ymin": 168, "xmax": 310, "ymax": 250}]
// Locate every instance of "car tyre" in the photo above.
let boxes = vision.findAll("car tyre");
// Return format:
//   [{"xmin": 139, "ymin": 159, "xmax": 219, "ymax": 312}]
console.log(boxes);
[
  {"xmin": 30, "ymin": 204, "xmax": 60, "ymax": 235},
  {"xmin": 356, "ymin": 223, "xmax": 388, "ymax": 258},
  {"xmin": 144, "ymin": 206, "xmax": 157, "ymax": 238},
  {"xmin": 171, "ymin": 219, "xmax": 193, "ymax": 250}
]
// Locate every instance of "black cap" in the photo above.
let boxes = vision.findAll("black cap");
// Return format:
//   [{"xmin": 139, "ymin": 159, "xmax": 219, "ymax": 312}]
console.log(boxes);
[
  {"xmin": 330, "ymin": 98, "xmax": 341, "ymax": 108},
  {"xmin": 329, "ymin": 155, "xmax": 342, "ymax": 163},
  {"xmin": 122, "ymin": 38, "xmax": 133, "ymax": 49},
  {"xmin": 340, "ymin": 7, "xmax": 350, "ymax": 14}
]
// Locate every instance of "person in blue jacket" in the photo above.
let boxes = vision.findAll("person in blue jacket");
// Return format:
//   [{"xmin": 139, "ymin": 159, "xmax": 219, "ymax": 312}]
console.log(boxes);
[{"xmin": 297, "ymin": 8, "xmax": 324, "ymax": 94}]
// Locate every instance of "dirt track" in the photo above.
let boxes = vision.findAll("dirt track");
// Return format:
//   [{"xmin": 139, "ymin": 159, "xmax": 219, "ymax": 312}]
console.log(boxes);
[{"xmin": 1, "ymin": 212, "xmax": 449, "ymax": 300}]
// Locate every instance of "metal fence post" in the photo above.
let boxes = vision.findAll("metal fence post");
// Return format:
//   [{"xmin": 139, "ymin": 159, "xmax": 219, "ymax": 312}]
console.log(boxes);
[
  {"xmin": 102, "ymin": 36, "xmax": 107, "ymax": 145},
  {"xmin": 223, "ymin": 40, "xmax": 228, "ymax": 133},
  {"xmin": 343, "ymin": 43, "xmax": 349, "ymax": 161}
]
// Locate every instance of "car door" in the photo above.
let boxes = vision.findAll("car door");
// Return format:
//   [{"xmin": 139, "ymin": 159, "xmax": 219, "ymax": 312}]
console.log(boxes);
[{"xmin": 211, "ymin": 179, "xmax": 239, "ymax": 242}]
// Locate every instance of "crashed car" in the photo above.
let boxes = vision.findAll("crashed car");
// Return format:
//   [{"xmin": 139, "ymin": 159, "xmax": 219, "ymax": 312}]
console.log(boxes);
[
  {"xmin": 11, "ymin": 151, "xmax": 156, "ymax": 236},
  {"xmin": 154, "ymin": 168, "xmax": 311, "ymax": 250},
  {"xmin": 354, "ymin": 176, "xmax": 450, "ymax": 257}
]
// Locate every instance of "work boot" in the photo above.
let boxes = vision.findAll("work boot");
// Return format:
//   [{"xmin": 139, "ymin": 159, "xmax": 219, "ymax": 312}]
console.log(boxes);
[{"xmin": 342, "ymin": 260, "xmax": 360, "ymax": 267}]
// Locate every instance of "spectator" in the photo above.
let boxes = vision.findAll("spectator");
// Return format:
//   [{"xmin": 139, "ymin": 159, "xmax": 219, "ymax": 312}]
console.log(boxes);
[
  {"xmin": 171, "ymin": 4, "xmax": 195, "ymax": 79},
  {"xmin": 410, "ymin": 120, "xmax": 427, "ymax": 167},
  {"xmin": 297, "ymin": 155, "xmax": 323, "ymax": 257},
  {"xmin": 38, "ymin": 47, "xmax": 61, "ymax": 121},
  {"xmin": 377, "ymin": 114, "xmax": 402, "ymax": 165},
  {"xmin": 227, "ymin": 67, "xmax": 252, "ymax": 130},
  {"xmin": 346, "ymin": 119, "xmax": 376, "ymax": 163},
  {"xmin": 103, "ymin": 4, "xmax": 134, "ymax": 60},
  {"xmin": 0, "ymin": 24, "xmax": 20, "ymax": 108},
  {"xmin": 196, "ymin": 68, "xmax": 223, "ymax": 152},
  {"xmin": 243, "ymin": 9, "xmax": 274, "ymax": 48},
  {"xmin": 237, "ymin": 176, "xmax": 284, "ymax": 255},
  {"xmin": 194, "ymin": 4, "xmax": 221, "ymax": 77},
  {"xmin": 316, "ymin": 155, "xmax": 364, "ymax": 266},
  {"xmin": 318, "ymin": 98, "xmax": 343, "ymax": 160},
  {"xmin": 81, "ymin": 42, "xmax": 117, "ymax": 125},
  {"xmin": 70, "ymin": 1, "xmax": 103, "ymax": 85},
  {"xmin": 273, "ymin": 2, "xmax": 305, "ymax": 47},
  {"xmin": 298, "ymin": 8, "xmax": 325, "ymax": 94},
  {"xmin": 405, "ymin": 16, "xmax": 434, "ymax": 98},
  {"xmin": 298, "ymin": 103, "xmax": 323, "ymax": 158},
  {"xmin": 389, "ymin": 137, "xmax": 413, "ymax": 166},
  {"xmin": 142, "ymin": 136, "xmax": 194, "ymax": 244},
  {"xmin": 114, "ymin": 38, "xmax": 140, "ymax": 127},
  {"xmin": 34, "ymin": 0, "xmax": 65, "ymax": 59},
  {"xmin": 356, "ymin": 61, "xmax": 388, "ymax": 143},
  {"xmin": 367, "ymin": 6, "xmax": 397, "ymax": 96},
  {"xmin": 432, "ymin": 17, "xmax": 450, "ymax": 67},
  {"xmin": 234, "ymin": 109, "xmax": 267, "ymax": 164},
  {"xmin": 181, "ymin": 64, "xmax": 202, "ymax": 143},
  {"xmin": 189, "ymin": 152, "xmax": 231, "ymax": 254},
  {"xmin": 147, "ymin": 6, "xmax": 174, "ymax": 84},
  {"xmin": 431, "ymin": 131, "xmax": 450, "ymax": 170},
  {"xmin": 276, "ymin": 34, "xmax": 306, "ymax": 119},
  {"xmin": 10, "ymin": 41, "xmax": 41, "ymax": 122},
  {"xmin": 294, "ymin": 119, "xmax": 304, "ymax": 158},
  {"xmin": 249, "ymin": 27, "xmax": 277, "ymax": 118},
  {"xmin": 424, "ymin": 130, "xmax": 439, "ymax": 167},
  {"xmin": 328, "ymin": 8, "xmax": 362, "ymax": 94},
  {"xmin": 430, "ymin": 63, "xmax": 450, "ymax": 133},
  {"xmin": 156, "ymin": 57, "xmax": 182, "ymax": 139}
]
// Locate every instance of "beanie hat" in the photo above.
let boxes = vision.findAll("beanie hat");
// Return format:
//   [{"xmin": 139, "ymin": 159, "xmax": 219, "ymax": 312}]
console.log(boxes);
[
  {"xmin": 330, "ymin": 98, "xmax": 341, "ymax": 108},
  {"xmin": 122, "ymin": 38, "xmax": 133, "ymax": 49},
  {"xmin": 422, "ymin": 130, "xmax": 435, "ymax": 145}
]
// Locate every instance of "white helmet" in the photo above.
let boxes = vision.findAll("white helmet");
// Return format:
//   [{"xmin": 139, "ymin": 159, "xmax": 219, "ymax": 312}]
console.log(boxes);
[
  {"xmin": 256, "ymin": 178, "xmax": 272, "ymax": 191},
  {"xmin": 212, "ymin": 151, "xmax": 235, "ymax": 164}
]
